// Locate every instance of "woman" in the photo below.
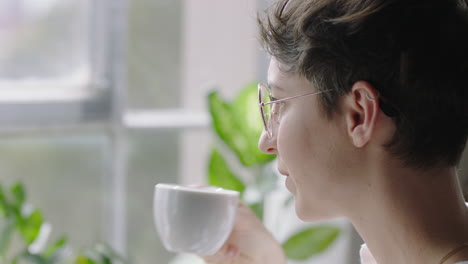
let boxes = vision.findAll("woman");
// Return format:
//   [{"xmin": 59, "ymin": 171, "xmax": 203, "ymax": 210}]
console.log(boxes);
[{"xmin": 202, "ymin": 0, "xmax": 468, "ymax": 263}]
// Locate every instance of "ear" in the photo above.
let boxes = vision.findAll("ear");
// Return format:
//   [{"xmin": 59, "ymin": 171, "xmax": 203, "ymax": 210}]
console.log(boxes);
[{"xmin": 344, "ymin": 81, "xmax": 380, "ymax": 148}]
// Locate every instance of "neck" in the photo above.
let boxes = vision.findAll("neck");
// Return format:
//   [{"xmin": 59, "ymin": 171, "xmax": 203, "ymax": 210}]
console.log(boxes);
[{"xmin": 347, "ymin": 165, "xmax": 468, "ymax": 264}]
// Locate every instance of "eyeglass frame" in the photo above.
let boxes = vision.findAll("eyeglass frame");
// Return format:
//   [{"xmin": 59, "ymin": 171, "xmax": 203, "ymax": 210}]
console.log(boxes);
[
  {"xmin": 258, "ymin": 82, "xmax": 400, "ymax": 138},
  {"xmin": 258, "ymin": 83, "xmax": 332, "ymax": 137}
]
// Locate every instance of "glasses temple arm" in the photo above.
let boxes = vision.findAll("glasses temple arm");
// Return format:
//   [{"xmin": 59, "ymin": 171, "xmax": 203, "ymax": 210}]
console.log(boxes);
[{"xmin": 260, "ymin": 90, "xmax": 333, "ymax": 106}]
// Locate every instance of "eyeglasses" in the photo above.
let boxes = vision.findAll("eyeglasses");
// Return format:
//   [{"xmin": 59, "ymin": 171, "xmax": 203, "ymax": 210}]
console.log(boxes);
[
  {"xmin": 258, "ymin": 83, "xmax": 332, "ymax": 137},
  {"xmin": 258, "ymin": 83, "xmax": 400, "ymax": 138}
]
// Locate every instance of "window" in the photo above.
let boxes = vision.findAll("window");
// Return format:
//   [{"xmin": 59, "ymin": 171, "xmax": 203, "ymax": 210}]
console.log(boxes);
[{"xmin": 0, "ymin": 0, "xmax": 259, "ymax": 263}]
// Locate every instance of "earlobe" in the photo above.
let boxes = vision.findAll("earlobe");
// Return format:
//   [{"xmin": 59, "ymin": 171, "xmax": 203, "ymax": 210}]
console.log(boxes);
[
  {"xmin": 345, "ymin": 81, "xmax": 380, "ymax": 148},
  {"xmin": 346, "ymin": 110, "xmax": 367, "ymax": 148},
  {"xmin": 351, "ymin": 124, "xmax": 367, "ymax": 148}
]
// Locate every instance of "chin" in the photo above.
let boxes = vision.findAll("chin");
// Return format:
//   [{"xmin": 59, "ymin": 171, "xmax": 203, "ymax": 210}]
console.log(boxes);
[
  {"xmin": 296, "ymin": 210, "xmax": 337, "ymax": 222},
  {"xmin": 294, "ymin": 198, "xmax": 337, "ymax": 222},
  {"xmin": 285, "ymin": 176, "xmax": 296, "ymax": 193}
]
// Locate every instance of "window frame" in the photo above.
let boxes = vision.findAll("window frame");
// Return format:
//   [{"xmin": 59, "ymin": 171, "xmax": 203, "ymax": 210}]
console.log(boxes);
[{"xmin": 0, "ymin": 0, "xmax": 113, "ymax": 130}]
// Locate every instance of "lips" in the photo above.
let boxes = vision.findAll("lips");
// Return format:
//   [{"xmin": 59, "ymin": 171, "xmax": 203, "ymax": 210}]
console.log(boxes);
[{"xmin": 278, "ymin": 169, "xmax": 289, "ymax": 176}]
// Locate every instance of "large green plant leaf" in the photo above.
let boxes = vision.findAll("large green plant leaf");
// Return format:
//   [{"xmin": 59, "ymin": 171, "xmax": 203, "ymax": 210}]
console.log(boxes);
[
  {"xmin": 282, "ymin": 226, "xmax": 341, "ymax": 261},
  {"xmin": 208, "ymin": 83, "xmax": 275, "ymax": 167},
  {"xmin": 208, "ymin": 91, "xmax": 249, "ymax": 165},
  {"xmin": 208, "ymin": 148, "xmax": 246, "ymax": 194},
  {"xmin": 232, "ymin": 83, "xmax": 276, "ymax": 165}
]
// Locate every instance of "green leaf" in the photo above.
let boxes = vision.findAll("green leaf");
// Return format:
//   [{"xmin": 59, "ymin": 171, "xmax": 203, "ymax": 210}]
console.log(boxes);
[
  {"xmin": 45, "ymin": 236, "xmax": 67, "ymax": 259},
  {"xmin": 0, "ymin": 184, "xmax": 24, "ymax": 221},
  {"xmin": 82, "ymin": 249, "xmax": 103, "ymax": 264},
  {"xmin": 18, "ymin": 209, "xmax": 43, "ymax": 245},
  {"xmin": 0, "ymin": 217, "xmax": 16, "ymax": 257},
  {"xmin": 75, "ymin": 255, "xmax": 98, "ymax": 264},
  {"xmin": 11, "ymin": 183, "xmax": 26, "ymax": 208},
  {"xmin": 208, "ymin": 91, "xmax": 246, "ymax": 162},
  {"xmin": 232, "ymin": 83, "xmax": 264, "ymax": 135},
  {"xmin": 95, "ymin": 253, "xmax": 111, "ymax": 264},
  {"xmin": 208, "ymin": 85, "xmax": 276, "ymax": 167},
  {"xmin": 0, "ymin": 185, "xmax": 11, "ymax": 217},
  {"xmin": 208, "ymin": 149, "xmax": 246, "ymax": 194},
  {"xmin": 282, "ymin": 226, "xmax": 341, "ymax": 261}
]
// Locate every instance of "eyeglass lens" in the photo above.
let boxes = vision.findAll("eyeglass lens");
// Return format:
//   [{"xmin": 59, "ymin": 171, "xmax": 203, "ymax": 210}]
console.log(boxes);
[{"xmin": 260, "ymin": 84, "xmax": 273, "ymax": 135}]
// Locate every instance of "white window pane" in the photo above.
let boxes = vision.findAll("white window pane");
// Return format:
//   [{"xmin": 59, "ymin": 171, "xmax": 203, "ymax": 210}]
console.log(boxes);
[
  {"xmin": 127, "ymin": 130, "xmax": 180, "ymax": 262},
  {"xmin": 127, "ymin": 0, "xmax": 182, "ymax": 109},
  {"xmin": 0, "ymin": 133, "xmax": 109, "ymax": 248},
  {"xmin": 0, "ymin": 0, "xmax": 90, "ymax": 90}
]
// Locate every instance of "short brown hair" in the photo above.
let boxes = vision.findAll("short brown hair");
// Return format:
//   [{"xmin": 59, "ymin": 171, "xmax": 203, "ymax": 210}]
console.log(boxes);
[{"xmin": 259, "ymin": 0, "xmax": 468, "ymax": 169}]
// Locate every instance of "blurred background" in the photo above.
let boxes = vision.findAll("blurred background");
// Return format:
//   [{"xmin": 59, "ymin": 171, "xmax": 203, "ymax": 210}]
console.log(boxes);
[
  {"xmin": 1, "ymin": 0, "xmax": 468, "ymax": 263},
  {"xmin": 0, "ymin": 0, "xmax": 261, "ymax": 263}
]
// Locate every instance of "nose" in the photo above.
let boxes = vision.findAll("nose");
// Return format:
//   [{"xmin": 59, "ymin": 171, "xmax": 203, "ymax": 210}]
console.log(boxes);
[{"xmin": 258, "ymin": 129, "xmax": 278, "ymax": 155}]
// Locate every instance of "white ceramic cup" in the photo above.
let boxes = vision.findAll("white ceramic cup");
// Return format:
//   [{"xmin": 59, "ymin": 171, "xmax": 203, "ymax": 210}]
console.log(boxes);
[{"xmin": 154, "ymin": 183, "xmax": 239, "ymax": 255}]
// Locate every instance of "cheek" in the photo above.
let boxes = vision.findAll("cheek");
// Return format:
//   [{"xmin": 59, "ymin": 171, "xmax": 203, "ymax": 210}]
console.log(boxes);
[
  {"xmin": 277, "ymin": 110, "xmax": 343, "ymax": 219},
  {"xmin": 276, "ymin": 108, "xmax": 323, "ymax": 187},
  {"xmin": 277, "ymin": 106, "xmax": 327, "ymax": 160},
  {"xmin": 276, "ymin": 108, "xmax": 355, "ymax": 220},
  {"xmin": 276, "ymin": 110, "xmax": 311, "ymax": 162},
  {"xmin": 277, "ymin": 107, "xmax": 340, "ymax": 189}
]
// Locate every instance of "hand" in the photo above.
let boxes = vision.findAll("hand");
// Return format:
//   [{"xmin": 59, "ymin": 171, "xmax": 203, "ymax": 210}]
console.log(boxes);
[{"xmin": 200, "ymin": 202, "xmax": 286, "ymax": 264}]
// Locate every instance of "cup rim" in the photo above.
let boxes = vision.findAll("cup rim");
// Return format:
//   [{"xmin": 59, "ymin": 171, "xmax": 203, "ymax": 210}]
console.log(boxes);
[{"xmin": 155, "ymin": 183, "xmax": 240, "ymax": 196}]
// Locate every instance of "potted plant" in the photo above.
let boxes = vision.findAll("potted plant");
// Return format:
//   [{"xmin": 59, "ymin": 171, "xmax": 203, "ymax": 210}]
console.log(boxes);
[{"xmin": 0, "ymin": 182, "xmax": 127, "ymax": 264}]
